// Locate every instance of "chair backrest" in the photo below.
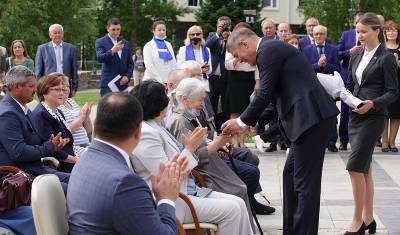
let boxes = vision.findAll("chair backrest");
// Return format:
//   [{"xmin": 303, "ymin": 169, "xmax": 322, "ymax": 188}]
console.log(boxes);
[{"xmin": 31, "ymin": 174, "xmax": 68, "ymax": 235}]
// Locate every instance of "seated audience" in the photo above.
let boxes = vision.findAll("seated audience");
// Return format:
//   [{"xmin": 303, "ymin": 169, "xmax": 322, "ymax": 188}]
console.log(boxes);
[
  {"xmin": 0, "ymin": 65, "xmax": 69, "ymax": 191},
  {"xmin": 130, "ymin": 80, "xmax": 253, "ymax": 235},
  {"xmin": 5, "ymin": 40, "xmax": 34, "ymax": 72},
  {"xmin": 59, "ymin": 75, "xmax": 92, "ymax": 156},
  {"xmin": 67, "ymin": 92, "xmax": 187, "ymax": 234},
  {"xmin": 283, "ymin": 34, "xmax": 300, "ymax": 49},
  {"xmin": 0, "ymin": 206, "xmax": 35, "ymax": 235},
  {"xmin": 32, "ymin": 72, "xmax": 79, "ymax": 173}
]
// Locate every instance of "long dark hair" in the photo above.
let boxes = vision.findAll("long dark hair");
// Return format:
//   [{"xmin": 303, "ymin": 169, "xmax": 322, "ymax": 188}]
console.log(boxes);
[{"xmin": 358, "ymin": 12, "xmax": 386, "ymax": 46}]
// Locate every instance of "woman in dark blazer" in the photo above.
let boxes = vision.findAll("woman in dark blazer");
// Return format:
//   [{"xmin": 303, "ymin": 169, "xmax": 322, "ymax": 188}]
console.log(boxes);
[
  {"xmin": 346, "ymin": 13, "xmax": 398, "ymax": 234},
  {"xmin": 32, "ymin": 73, "xmax": 79, "ymax": 173}
]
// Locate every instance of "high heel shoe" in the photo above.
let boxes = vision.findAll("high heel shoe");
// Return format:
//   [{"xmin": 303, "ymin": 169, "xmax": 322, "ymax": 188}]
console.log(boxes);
[
  {"xmin": 343, "ymin": 222, "xmax": 366, "ymax": 235},
  {"xmin": 364, "ymin": 220, "xmax": 376, "ymax": 234}
]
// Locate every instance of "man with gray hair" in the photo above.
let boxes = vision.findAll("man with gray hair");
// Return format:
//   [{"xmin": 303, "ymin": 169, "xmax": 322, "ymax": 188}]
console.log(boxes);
[
  {"xmin": 299, "ymin": 17, "xmax": 332, "ymax": 51},
  {"xmin": 221, "ymin": 28, "xmax": 339, "ymax": 234},
  {"xmin": 0, "ymin": 65, "xmax": 70, "ymax": 191},
  {"xmin": 35, "ymin": 24, "xmax": 78, "ymax": 96},
  {"xmin": 261, "ymin": 19, "xmax": 279, "ymax": 40}
]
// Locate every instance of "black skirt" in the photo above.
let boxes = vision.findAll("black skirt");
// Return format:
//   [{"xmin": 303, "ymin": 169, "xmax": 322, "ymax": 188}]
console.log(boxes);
[
  {"xmin": 347, "ymin": 113, "xmax": 385, "ymax": 173},
  {"xmin": 225, "ymin": 70, "xmax": 255, "ymax": 114}
]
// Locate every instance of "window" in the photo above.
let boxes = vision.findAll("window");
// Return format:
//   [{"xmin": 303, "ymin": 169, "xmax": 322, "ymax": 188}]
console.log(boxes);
[
  {"xmin": 262, "ymin": 0, "xmax": 278, "ymax": 9},
  {"xmin": 188, "ymin": 0, "xmax": 202, "ymax": 7}
]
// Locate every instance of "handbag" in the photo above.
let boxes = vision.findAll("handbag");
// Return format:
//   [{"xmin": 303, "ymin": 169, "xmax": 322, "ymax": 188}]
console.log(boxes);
[{"xmin": 0, "ymin": 166, "xmax": 33, "ymax": 212}]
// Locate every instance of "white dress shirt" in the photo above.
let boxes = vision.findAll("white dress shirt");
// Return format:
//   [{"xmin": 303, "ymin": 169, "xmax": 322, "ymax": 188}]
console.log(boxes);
[
  {"xmin": 143, "ymin": 39, "xmax": 176, "ymax": 83},
  {"xmin": 52, "ymin": 41, "xmax": 63, "ymax": 73},
  {"xmin": 355, "ymin": 44, "xmax": 380, "ymax": 85},
  {"xmin": 107, "ymin": 34, "xmax": 122, "ymax": 58},
  {"xmin": 12, "ymin": 97, "xmax": 28, "ymax": 115}
]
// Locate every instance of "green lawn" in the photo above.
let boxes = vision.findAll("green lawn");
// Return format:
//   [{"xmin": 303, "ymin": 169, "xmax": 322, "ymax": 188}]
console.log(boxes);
[{"xmin": 74, "ymin": 90, "xmax": 101, "ymax": 106}]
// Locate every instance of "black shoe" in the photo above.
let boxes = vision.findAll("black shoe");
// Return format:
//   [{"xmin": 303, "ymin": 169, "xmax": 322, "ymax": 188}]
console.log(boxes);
[
  {"xmin": 344, "ymin": 222, "xmax": 366, "ymax": 235},
  {"xmin": 339, "ymin": 143, "xmax": 348, "ymax": 151},
  {"xmin": 364, "ymin": 219, "xmax": 376, "ymax": 234},
  {"xmin": 280, "ymin": 143, "xmax": 287, "ymax": 151},
  {"xmin": 328, "ymin": 144, "xmax": 338, "ymax": 152},
  {"xmin": 265, "ymin": 144, "xmax": 277, "ymax": 152},
  {"xmin": 253, "ymin": 202, "xmax": 276, "ymax": 215},
  {"xmin": 381, "ymin": 147, "xmax": 390, "ymax": 152},
  {"xmin": 390, "ymin": 146, "xmax": 398, "ymax": 152}
]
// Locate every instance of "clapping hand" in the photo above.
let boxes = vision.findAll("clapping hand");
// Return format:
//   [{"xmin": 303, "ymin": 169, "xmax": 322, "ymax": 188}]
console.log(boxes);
[
  {"xmin": 50, "ymin": 132, "xmax": 70, "ymax": 152},
  {"xmin": 151, "ymin": 154, "xmax": 190, "ymax": 202},
  {"xmin": 182, "ymin": 127, "xmax": 208, "ymax": 153}
]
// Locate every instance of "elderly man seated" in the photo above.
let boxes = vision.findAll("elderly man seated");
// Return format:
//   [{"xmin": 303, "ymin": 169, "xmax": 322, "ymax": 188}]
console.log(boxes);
[{"xmin": 0, "ymin": 65, "xmax": 70, "ymax": 192}]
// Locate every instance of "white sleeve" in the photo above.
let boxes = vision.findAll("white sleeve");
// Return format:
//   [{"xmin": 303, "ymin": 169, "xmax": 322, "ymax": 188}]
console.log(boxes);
[
  {"xmin": 176, "ymin": 46, "xmax": 185, "ymax": 68},
  {"xmin": 224, "ymin": 52, "xmax": 236, "ymax": 70},
  {"xmin": 206, "ymin": 47, "xmax": 212, "ymax": 75},
  {"xmin": 143, "ymin": 41, "xmax": 162, "ymax": 81}
]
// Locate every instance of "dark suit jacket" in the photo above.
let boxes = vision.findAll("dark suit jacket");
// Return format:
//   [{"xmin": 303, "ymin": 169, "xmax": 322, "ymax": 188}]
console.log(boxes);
[
  {"xmin": 303, "ymin": 43, "xmax": 340, "ymax": 74},
  {"xmin": 347, "ymin": 44, "xmax": 399, "ymax": 115},
  {"xmin": 205, "ymin": 32, "xmax": 227, "ymax": 79},
  {"xmin": 95, "ymin": 35, "xmax": 134, "ymax": 89},
  {"xmin": 338, "ymin": 29, "xmax": 357, "ymax": 81},
  {"xmin": 31, "ymin": 104, "xmax": 73, "ymax": 161},
  {"xmin": 35, "ymin": 41, "xmax": 79, "ymax": 90},
  {"xmin": 240, "ymin": 40, "xmax": 339, "ymax": 142},
  {"xmin": 67, "ymin": 140, "xmax": 176, "ymax": 235},
  {"xmin": 0, "ymin": 95, "xmax": 55, "ymax": 173},
  {"xmin": 299, "ymin": 35, "xmax": 332, "ymax": 51}
]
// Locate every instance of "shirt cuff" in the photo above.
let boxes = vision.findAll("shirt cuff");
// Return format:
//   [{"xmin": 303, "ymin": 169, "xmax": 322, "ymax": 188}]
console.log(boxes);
[
  {"xmin": 157, "ymin": 199, "xmax": 175, "ymax": 208},
  {"xmin": 236, "ymin": 117, "xmax": 248, "ymax": 128}
]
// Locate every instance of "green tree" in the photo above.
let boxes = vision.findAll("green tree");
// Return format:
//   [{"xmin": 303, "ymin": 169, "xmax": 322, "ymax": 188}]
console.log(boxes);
[
  {"xmin": 0, "ymin": 0, "xmax": 98, "ymax": 61},
  {"xmin": 97, "ymin": 0, "xmax": 189, "ymax": 49},
  {"xmin": 195, "ymin": 0, "xmax": 261, "ymax": 36}
]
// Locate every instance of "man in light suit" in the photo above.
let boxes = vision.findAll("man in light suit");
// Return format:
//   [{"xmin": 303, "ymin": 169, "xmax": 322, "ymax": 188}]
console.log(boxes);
[
  {"xmin": 95, "ymin": 18, "xmax": 133, "ymax": 96},
  {"xmin": 0, "ymin": 66, "xmax": 70, "ymax": 191},
  {"xmin": 222, "ymin": 28, "xmax": 339, "ymax": 234},
  {"xmin": 67, "ymin": 92, "xmax": 188, "ymax": 234},
  {"xmin": 299, "ymin": 17, "xmax": 332, "ymax": 51},
  {"xmin": 35, "ymin": 24, "xmax": 78, "ymax": 95}
]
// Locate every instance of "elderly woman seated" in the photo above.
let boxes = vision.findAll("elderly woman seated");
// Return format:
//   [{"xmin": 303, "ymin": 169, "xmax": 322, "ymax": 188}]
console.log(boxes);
[
  {"xmin": 32, "ymin": 73, "xmax": 79, "ymax": 173},
  {"xmin": 130, "ymin": 80, "xmax": 252, "ymax": 235}
]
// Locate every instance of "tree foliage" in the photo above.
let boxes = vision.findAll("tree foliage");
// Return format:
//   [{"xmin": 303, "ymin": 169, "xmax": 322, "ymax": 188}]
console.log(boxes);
[
  {"xmin": 195, "ymin": 0, "xmax": 261, "ymax": 36},
  {"xmin": 0, "ymin": 0, "xmax": 98, "ymax": 59},
  {"xmin": 299, "ymin": 0, "xmax": 400, "ymax": 43},
  {"xmin": 97, "ymin": 0, "xmax": 189, "ymax": 49}
]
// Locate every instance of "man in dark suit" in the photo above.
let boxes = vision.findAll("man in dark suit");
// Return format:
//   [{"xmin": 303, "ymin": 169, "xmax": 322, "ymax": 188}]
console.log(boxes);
[
  {"xmin": 299, "ymin": 17, "xmax": 332, "ymax": 51},
  {"xmin": 95, "ymin": 18, "xmax": 134, "ymax": 96},
  {"xmin": 35, "ymin": 24, "xmax": 79, "ymax": 95},
  {"xmin": 0, "ymin": 65, "xmax": 70, "ymax": 190},
  {"xmin": 67, "ymin": 92, "xmax": 189, "ymax": 234},
  {"xmin": 337, "ymin": 11, "xmax": 365, "ymax": 150},
  {"xmin": 222, "ymin": 28, "xmax": 339, "ymax": 234}
]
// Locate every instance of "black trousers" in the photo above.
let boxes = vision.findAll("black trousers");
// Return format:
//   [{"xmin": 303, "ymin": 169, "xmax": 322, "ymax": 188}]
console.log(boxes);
[
  {"xmin": 208, "ymin": 75, "xmax": 227, "ymax": 113},
  {"xmin": 283, "ymin": 116, "xmax": 336, "ymax": 235}
]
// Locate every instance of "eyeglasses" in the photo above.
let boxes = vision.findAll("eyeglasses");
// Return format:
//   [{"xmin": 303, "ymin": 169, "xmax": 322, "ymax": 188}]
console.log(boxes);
[
  {"xmin": 386, "ymin": 29, "xmax": 398, "ymax": 33},
  {"xmin": 190, "ymin": 33, "xmax": 201, "ymax": 36},
  {"xmin": 50, "ymin": 87, "xmax": 69, "ymax": 93}
]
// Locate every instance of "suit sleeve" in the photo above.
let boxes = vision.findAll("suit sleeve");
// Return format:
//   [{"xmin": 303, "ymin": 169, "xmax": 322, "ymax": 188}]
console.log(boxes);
[
  {"xmin": 347, "ymin": 55, "xmax": 356, "ymax": 93},
  {"xmin": 0, "ymin": 111, "xmax": 53, "ymax": 162},
  {"xmin": 95, "ymin": 38, "xmax": 114, "ymax": 63},
  {"xmin": 373, "ymin": 54, "xmax": 399, "ymax": 110},
  {"xmin": 70, "ymin": 45, "xmax": 79, "ymax": 90},
  {"xmin": 112, "ymin": 175, "xmax": 176, "ymax": 235},
  {"xmin": 240, "ymin": 45, "xmax": 282, "ymax": 126},
  {"xmin": 205, "ymin": 33, "xmax": 218, "ymax": 50},
  {"xmin": 338, "ymin": 32, "xmax": 351, "ymax": 61},
  {"xmin": 257, "ymin": 103, "xmax": 278, "ymax": 127},
  {"xmin": 35, "ymin": 46, "xmax": 44, "ymax": 79}
]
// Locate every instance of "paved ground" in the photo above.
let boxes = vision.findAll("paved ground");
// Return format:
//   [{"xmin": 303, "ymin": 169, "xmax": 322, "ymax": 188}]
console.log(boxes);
[{"xmin": 253, "ymin": 145, "xmax": 400, "ymax": 234}]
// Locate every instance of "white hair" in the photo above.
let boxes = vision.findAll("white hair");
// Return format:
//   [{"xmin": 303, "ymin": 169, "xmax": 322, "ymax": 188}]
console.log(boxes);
[
  {"xmin": 49, "ymin": 24, "xmax": 64, "ymax": 33},
  {"xmin": 175, "ymin": 77, "xmax": 205, "ymax": 104},
  {"xmin": 178, "ymin": 60, "xmax": 202, "ymax": 71},
  {"xmin": 261, "ymin": 18, "xmax": 276, "ymax": 27},
  {"xmin": 313, "ymin": 25, "xmax": 327, "ymax": 34},
  {"xmin": 167, "ymin": 69, "xmax": 188, "ymax": 85}
]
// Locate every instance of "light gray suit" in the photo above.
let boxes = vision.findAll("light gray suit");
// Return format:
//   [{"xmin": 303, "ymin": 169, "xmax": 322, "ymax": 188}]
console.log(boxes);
[
  {"xmin": 131, "ymin": 120, "xmax": 252, "ymax": 235},
  {"xmin": 35, "ymin": 41, "xmax": 78, "ymax": 90}
]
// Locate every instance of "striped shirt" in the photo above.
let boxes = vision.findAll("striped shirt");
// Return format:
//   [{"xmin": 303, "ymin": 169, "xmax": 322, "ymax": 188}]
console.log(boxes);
[{"xmin": 59, "ymin": 98, "xmax": 90, "ymax": 146}]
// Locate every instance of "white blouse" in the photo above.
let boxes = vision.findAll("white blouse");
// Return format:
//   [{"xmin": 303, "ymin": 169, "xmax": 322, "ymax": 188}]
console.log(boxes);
[
  {"xmin": 225, "ymin": 52, "xmax": 259, "ymax": 80},
  {"xmin": 355, "ymin": 44, "xmax": 380, "ymax": 85},
  {"xmin": 143, "ymin": 39, "xmax": 177, "ymax": 83}
]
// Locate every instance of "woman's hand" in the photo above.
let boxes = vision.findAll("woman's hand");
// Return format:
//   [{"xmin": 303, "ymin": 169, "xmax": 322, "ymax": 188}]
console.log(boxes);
[
  {"xmin": 182, "ymin": 127, "xmax": 208, "ymax": 153},
  {"xmin": 64, "ymin": 155, "xmax": 79, "ymax": 164},
  {"xmin": 207, "ymin": 133, "xmax": 231, "ymax": 154},
  {"xmin": 353, "ymin": 100, "xmax": 374, "ymax": 114}
]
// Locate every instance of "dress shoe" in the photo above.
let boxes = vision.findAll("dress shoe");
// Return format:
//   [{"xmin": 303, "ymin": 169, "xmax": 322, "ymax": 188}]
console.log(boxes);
[
  {"xmin": 339, "ymin": 143, "xmax": 348, "ymax": 151},
  {"xmin": 328, "ymin": 144, "xmax": 338, "ymax": 152},
  {"xmin": 364, "ymin": 219, "xmax": 376, "ymax": 234},
  {"xmin": 344, "ymin": 222, "xmax": 366, "ymax": 235},
  {"xmin": 390, "ymin": 146, "xmax": 398, "ymax": 152},
  {"xmin": 253, "ymin": 202, "xmax": 275, "ymax": 215},
  {"xmin": 381, "ymin": 147, "xmax": 390, "ymax": 152},
  {"xmin": 252, "ymin": 135, "xmax": 265, "ymax": 152},
  {"xmin": 265, "ymin": 144, "xmax": 277, "ymax": 152},
  {"xmin": 279, "ymin": 143, "xmax": 287, "ymax": 151}
]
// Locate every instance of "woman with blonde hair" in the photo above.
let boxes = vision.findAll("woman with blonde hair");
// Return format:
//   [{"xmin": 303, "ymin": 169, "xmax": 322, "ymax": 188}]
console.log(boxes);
[{"xmin": 5, "ymin": 40, "xmax": 34, "ymax": 71}]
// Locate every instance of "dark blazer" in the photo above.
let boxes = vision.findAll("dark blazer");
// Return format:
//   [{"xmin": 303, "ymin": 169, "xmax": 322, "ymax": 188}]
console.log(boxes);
[
  {"xmin": 205, "ymin": 32, "xmax": 227, "ymax": 78},
  {"xmin": 303, "ymin": 43, "xmax": 341, "ymax": 74},
  {"xmin": 299, "ymin": 35, "xmax": 332, "ymax": 51},
  {"xmin": 240, "ymin": 40, "xmax": 339, "ymax": 142},
  {"xmin": 35, "ymin": 41, "xmax": 79, "ymax": 90},
  {"xmin": 347, "ymin": 44, "xmax": 399, "ymax": 115},
  {"xmin": 67, "ymin": 140, "xmax": 176, "ymax": 235},
  {"xmin": 0, "ymin": 95, "xmax": 54, "ymax": 173},
  {"xmin": 95, "ymin": 35, "xmax": 134, "ymax": 89},
  {"xmin": 338, "ymin": 29, "xmax": 357, "ymax": 81},
  {"xmin": 31, "ymin": 103, "xmax": 73, "ymax": 161}
]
